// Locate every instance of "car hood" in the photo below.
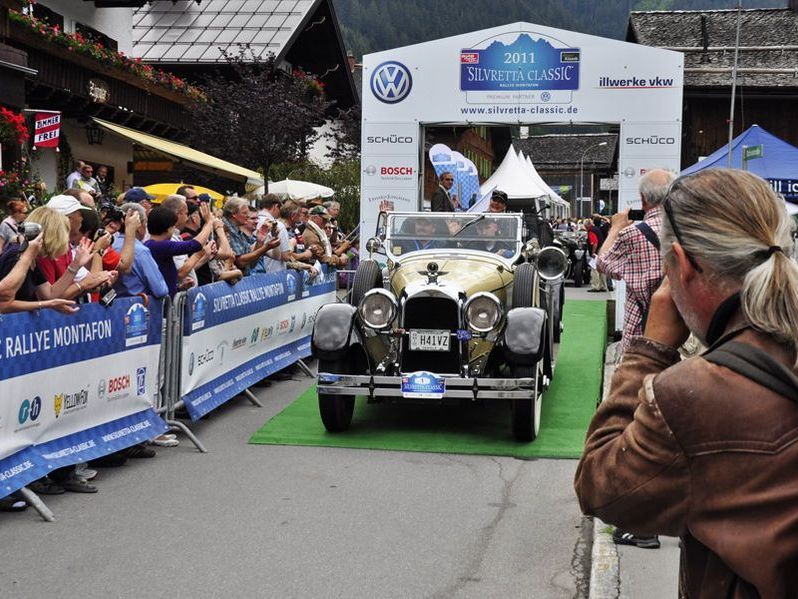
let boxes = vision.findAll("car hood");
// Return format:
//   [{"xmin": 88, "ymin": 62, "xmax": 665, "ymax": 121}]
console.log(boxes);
[{"xmin": 390, "ymin": 252, "xmax": 514, "ymax": 302}]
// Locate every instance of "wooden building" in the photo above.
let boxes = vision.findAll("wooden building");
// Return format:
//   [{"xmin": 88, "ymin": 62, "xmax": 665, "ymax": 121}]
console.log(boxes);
[
  {"xmin": 514, "ymin": 133, "xmax": 619, "ymax": 216},
  {"xmin": 627, "ymin": 5, "xmax": 798, "ymax": 169}
]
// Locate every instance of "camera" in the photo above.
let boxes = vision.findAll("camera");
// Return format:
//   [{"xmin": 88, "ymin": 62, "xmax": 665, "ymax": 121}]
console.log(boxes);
[
  {"xmin": 98, "ymin": 285, "xmax": 117, "ymax": 307},
  {"xmin": 20, "ymin": 222, "xmax": 42, "ymax": 241}
]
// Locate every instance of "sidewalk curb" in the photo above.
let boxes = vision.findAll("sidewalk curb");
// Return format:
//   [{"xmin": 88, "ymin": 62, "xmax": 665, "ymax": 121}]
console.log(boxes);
[
  {"xmin": 589, "ymin": 517, "xmax": 619, "ymax": 599},
  {"xmin": 588, "ymin": 343, "xmax": 622, "ymax": 599}
]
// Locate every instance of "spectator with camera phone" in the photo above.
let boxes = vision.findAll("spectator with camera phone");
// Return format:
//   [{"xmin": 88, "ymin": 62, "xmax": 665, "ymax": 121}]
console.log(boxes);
[
  {"xmin": 0, "ymin": 206, "xmax": 78, "ymax": 314},
  {"xmin": 111, "ymin": 203, "xmax": 168, "ymax": 299},
  {"xmin": 144, "ymin": 203, "xmax": 217, "ymax": 297},
  {"xmin": 0, "ymin": 197, "xmax": 29, "ymax": 253}
]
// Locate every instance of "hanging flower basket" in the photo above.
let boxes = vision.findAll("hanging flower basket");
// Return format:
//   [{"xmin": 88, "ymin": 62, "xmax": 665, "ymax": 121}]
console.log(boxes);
[{"xmin": 0, "ymin": 107, "xmax": 29, "ymax": 147}]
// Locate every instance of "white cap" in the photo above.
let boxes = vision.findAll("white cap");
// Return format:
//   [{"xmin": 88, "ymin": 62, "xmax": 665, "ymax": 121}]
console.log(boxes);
[{"xmin": 47, "ymin": 195, "xmax": 93, "ymax": 215}]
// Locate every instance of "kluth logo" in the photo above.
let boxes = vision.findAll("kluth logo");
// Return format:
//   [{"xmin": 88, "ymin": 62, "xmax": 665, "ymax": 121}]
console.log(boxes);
[{"xmin": 370, "ymin": 61, "xmax": 412, "ymax": 104}]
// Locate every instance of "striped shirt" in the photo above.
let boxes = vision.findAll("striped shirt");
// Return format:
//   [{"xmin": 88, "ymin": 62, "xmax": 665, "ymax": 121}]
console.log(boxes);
[{"xmin": 597, "ymin": 207, "xmax": 663, "ymax": 353}]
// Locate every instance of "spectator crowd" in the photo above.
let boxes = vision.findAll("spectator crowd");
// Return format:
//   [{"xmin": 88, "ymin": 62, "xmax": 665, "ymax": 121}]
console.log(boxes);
[{"xmin": 0, "ymin": 174, "xmax": 356, "ymax": 511}]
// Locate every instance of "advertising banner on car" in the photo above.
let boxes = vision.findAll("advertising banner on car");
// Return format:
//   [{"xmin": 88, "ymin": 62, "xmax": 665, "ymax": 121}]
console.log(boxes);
[
  {"xmin": 180, "ymin": 269, "xmax": 336, "ymax": 420},
  {"xmin": 0, "ymin": 297, "xmax": 167, "ymax": 498}
]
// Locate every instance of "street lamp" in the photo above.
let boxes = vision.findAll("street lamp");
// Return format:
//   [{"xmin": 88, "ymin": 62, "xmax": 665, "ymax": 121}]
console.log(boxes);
[{"xmin": 579, "ymin": 141, "xmax": 608, "ymax": 217}]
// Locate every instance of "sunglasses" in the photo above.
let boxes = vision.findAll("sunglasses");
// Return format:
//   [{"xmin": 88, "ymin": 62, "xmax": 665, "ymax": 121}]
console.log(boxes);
[{"xmin": 663, "ymin": 192, "xmax": 703, "ymax": 273}]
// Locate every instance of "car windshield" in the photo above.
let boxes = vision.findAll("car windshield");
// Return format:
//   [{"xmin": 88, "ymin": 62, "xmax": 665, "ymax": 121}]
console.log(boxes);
[{"xmin": 385, "ymin": 213, "xmax": 521, "ymax": 260}]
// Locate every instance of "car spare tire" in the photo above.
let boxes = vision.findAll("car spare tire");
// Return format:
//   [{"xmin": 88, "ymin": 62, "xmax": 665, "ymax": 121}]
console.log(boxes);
[{"xmin": 350, "ymin": 260, "xmax": 382, "ymax": 307}]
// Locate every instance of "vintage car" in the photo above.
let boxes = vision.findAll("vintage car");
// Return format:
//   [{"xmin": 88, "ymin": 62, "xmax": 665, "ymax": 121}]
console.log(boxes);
[{"xmin": 310, "ymin": 212, "xmax": 568, "ymax": 441}]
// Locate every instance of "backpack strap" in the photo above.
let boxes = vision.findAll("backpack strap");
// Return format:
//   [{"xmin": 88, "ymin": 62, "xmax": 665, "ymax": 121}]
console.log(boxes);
[
  {"xmin": 704, "ymin": 341, "xmax": 798, "ymax": 404},
  {"xmin": 635, "ymin": 221, "xmax": 661, "ymax": 251}
]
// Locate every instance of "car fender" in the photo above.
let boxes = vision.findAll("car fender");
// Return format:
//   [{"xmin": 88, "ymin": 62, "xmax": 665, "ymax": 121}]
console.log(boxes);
[
  {"xmin": 501, "ymin": 307, "xmax": 547, "ymax": 365},
  {"xmin": 311, "ymin": 303, "xmax": 363, "ymax": 361}
]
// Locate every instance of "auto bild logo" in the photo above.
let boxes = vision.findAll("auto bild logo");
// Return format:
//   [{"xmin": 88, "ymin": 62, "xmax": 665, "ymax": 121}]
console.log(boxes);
[
  {"xmin": 18, "ymin": 396, "xmax": 42, "ymax": 426},
  {"xmin": 370, "ymin": 61, "xmax": 412, "ymax": 104},
  {"xmin": 136, "ymin": 367, "xmax": 147, "ymax": 396},
  {"xmin": 192, "ymin": 292, "xmax": 208, "ymax": 331}
]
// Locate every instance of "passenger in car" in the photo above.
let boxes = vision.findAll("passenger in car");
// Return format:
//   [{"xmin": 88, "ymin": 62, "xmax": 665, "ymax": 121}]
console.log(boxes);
[{"xmin": 467, "ymin": 218, "xmax": 515, "ymax": 257}]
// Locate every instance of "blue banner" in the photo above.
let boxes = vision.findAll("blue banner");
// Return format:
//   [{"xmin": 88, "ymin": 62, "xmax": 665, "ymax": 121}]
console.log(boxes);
[
  {"xmin": 460, "ymin": 33, "xmax": 580, "ymax": 92},
  {"xmin": 0, "ymin": 296, "xmax": 168, "ymax": 499},
  {"xmin": 0, "ymin": 409, "xmax": 166, "ymax": 497},
  {"xmin": 180, "ymin": 269, "xmax": 337, "ymax": 420}
]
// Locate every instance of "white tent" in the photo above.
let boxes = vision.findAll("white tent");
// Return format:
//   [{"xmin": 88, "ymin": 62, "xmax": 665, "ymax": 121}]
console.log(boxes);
[
  {"xmin": 517, "ymin": 150, "xmax": 568, "ymax": 208},
  {"xmin": 479, "ymin": 146, "xmax": 552, "ymax": 202}
]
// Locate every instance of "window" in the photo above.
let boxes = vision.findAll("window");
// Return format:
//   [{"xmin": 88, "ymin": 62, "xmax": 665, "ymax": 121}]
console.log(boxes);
[
  {"xmin": 31, "ymin": 4, "xmax": 64, "ymax": 29},
  {"xmin": 75, "ymin": 23, "xmax": 118, "ymax": 51}
]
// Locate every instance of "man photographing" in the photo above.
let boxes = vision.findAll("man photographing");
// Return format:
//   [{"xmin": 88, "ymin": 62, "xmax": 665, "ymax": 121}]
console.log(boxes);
[{"xmin": 575, "ymin": 168, "xmax": 798, "ymax": 598}]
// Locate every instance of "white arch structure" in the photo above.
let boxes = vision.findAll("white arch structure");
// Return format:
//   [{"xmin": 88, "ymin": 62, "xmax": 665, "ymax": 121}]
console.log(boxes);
[{"xmin": 360, "ymin": 21, "xmax": 683, "ymax": 328}]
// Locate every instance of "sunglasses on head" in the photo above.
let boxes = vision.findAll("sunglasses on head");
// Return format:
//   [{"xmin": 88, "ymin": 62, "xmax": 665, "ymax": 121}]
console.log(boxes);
[{"xmin": 662, "ymin": 191, "xmax": 703, "ymax": 273}]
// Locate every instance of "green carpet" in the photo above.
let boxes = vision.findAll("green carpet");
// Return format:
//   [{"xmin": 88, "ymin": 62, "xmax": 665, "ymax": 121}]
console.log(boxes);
[{"xmin": 249, "ymin": 300, "xmax": 606, "ymax": 458}]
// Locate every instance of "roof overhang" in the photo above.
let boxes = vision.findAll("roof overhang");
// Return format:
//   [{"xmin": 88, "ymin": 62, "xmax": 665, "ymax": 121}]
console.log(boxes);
[{"xmin": 93, "ymin": 117, "xmax": 263, "ymax": 188}]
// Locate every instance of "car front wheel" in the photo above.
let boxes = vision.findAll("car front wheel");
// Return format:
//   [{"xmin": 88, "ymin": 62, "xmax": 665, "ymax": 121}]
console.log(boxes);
[
  {"xmin": 318, "ymin": 359, "xmax": 356, "ymax": 432},
  {"xmin": 511, "ymin": 364, "xmax": 542, "ymax": 442}
]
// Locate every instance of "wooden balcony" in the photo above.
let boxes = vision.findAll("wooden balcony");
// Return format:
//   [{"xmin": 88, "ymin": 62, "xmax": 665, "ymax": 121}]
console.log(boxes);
[{"xmin": 8, "ymin": 25, "xmax": 192, "ymax": 138}]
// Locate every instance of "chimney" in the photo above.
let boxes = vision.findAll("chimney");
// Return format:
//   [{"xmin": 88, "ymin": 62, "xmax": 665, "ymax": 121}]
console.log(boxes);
[{"xmin": 347, "ymin": 51, "xmax": 356, "ymax": 73}]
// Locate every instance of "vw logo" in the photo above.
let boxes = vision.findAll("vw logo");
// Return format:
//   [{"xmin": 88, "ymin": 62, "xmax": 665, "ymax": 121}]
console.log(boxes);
[{"xmin": 371, "ymin": 61, "xmax": 412, "ymax": 104}]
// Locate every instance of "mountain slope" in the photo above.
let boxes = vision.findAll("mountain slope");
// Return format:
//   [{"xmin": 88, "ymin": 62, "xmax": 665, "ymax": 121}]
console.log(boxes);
[{"xmin": 333, "ymin": 0, "xmax": 783, "ymax": 58}]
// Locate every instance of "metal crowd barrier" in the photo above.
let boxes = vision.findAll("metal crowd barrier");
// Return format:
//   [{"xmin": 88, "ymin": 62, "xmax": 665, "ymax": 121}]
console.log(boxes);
[{"xmin": 157, "ymin": 291, "xmax": 207, "ymax": 453}]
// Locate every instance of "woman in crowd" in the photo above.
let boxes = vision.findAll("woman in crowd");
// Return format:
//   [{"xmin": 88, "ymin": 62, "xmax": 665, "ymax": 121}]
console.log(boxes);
[
  {"xmin": 0, "ymin": 199, "xmax": 29, "ymax": 253},
  {"xmin": 0, "ymin": 206, "xmax": 87, "ymax": 314}
]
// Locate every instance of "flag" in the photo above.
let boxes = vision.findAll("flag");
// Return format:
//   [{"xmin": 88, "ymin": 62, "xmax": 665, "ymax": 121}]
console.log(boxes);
[{"xmin": 33, "ymin": 112, "xmax": 61, "ymax": 150}]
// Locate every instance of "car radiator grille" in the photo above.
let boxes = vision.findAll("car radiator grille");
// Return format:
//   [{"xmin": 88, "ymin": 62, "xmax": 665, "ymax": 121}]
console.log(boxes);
[{"xmin": 401, "ymin": 296, "xmax": 460, "ymax": 374}]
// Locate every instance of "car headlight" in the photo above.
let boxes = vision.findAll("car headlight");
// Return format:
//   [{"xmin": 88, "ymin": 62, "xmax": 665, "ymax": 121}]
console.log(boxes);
[
  {"xmin": 536, "ymin": 246, "xmax": 568, "ymax": 281},
  {"xmin": 464, "ymin": 292, "xmax": 502, "ymax": 333},
  {"xmin": 358, "ymin": 288, "xmax": 397, "ymax": 329}
]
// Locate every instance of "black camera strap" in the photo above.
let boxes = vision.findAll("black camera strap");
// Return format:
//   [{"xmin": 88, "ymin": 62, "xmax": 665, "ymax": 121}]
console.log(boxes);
[
  {"xmin": 704, "ymin": 342, "xmax": 798, "ymax": 405},
  {"xmin": 703, "ymin": 292, "xmax": 798, "ymax": 404}
]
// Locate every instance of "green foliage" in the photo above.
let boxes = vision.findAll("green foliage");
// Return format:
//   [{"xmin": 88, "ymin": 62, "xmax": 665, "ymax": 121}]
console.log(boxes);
[{"xmin": 333, "ymin": 0, "xmax": 780, "ymax": 58}]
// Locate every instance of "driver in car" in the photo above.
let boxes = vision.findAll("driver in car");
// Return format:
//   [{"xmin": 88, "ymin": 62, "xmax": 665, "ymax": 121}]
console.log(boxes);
[{"xmin": 393, "ymin": 216, "xmax": 444, "ymax": 254}]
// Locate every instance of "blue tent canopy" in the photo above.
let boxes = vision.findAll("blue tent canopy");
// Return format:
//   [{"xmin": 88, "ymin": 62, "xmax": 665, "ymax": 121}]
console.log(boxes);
[{"xmin": 682, "ymin": 125, "xmax": 798, "ymax": 209}]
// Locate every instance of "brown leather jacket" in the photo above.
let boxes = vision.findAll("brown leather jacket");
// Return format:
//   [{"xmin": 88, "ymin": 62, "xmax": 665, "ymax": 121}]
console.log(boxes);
[{"xmin": 574, "ymin": 324, "xmax": 798, "ymax": 599}]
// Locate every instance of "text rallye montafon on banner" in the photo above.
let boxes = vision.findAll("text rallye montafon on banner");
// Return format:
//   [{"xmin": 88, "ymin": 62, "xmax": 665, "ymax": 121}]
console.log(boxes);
[
  {"xmin": 0, "ymin": 297, "xmax": 168, "ymax": 498},
  {"xmin": 180, "ymin": 267, "xmax": 337, "ymax": 420}
]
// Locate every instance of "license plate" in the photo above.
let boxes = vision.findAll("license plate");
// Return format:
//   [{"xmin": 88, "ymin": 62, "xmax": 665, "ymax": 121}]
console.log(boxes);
[
  {"xmin": 409, "ymin": 329, "xmax": 450, "ymax": 352},
  {"xmin": 401, "ymin": 371, "xmax": 445, "ymax": 399}
]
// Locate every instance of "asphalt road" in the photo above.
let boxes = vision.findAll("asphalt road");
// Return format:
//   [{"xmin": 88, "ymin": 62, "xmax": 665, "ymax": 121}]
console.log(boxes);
[{"xmin": 1, "ymin": 290, "xmax": 602, "ymax": 599}]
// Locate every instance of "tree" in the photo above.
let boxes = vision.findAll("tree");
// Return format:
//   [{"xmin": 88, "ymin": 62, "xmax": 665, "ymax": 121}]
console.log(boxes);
[
  {"xmin": 325, "ymin": 104, "xmax": 361, "ymax": 162},
  {"xmin": 188, "ymin": 49, "xmax": 334, "ymax": 188}
]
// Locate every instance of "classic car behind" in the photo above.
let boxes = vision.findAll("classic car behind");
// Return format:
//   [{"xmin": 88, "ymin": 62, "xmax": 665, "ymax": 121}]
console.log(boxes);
[{"xmin": 310, "ymin": 212, "xmax": 567, "ymax": 441}]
